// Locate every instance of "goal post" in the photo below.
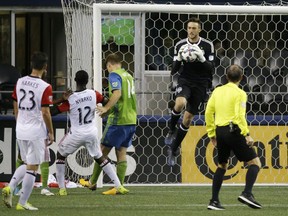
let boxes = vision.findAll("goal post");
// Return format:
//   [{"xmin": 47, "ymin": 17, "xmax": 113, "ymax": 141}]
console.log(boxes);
[
  {"xmin": 93, "ymin": 3, "xmax": 288, "ymax": 14},
  {"xmin": 61, "ymin": 0, "xmax": 288, "ymax": 186}
]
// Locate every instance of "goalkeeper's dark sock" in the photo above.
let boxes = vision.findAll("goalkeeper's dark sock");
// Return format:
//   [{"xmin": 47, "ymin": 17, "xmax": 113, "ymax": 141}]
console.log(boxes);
[
  {"xmin": 169, "ymin": 109, "xmax": 181, "ymax": 131},
  {"xmin": 171, "ymin": 123, "xmax": 189, "ymax": 153},
  {"xmin": 117, "ymin": 161, "xmax": 127, "ymax": 185},
  {"xmin": 211, "ymin": 167, "xmax": 226, "ymax": 201},
  {"xmin": 40, "ymin": 162, "xmax": 49, "ymax": 188},
  {"xmin": 244, "ymin": 165, "xmax": 260, "ymax": 194},
  {"xmin": 90, "ymin": 162, "xmax": 102, "ymax": 185}
]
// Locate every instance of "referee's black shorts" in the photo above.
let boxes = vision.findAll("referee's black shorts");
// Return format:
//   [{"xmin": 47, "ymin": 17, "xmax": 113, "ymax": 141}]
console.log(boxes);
[{"xmin": 215, "ymin": 126, "xmax": 258, "ymax": 164}]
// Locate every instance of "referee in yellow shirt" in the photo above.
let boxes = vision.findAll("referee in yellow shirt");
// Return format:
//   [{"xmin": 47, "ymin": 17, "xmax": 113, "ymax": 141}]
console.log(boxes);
[{"xmin": 205, "ymin": 65, "xmax": 262, "ymax": 210}]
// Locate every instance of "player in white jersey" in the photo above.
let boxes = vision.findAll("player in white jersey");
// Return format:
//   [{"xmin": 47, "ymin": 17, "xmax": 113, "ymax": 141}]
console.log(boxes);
[
  {"xmin": 13, "ymin": 90, "xmax": 72, "ymax": 197},
  {"xmin": 53, "ymin": 70, "xmax": 129, "ymax": 195},
  {"xmin": 2, "ymin": 52, "xmax": 54, "ymax": 210}
]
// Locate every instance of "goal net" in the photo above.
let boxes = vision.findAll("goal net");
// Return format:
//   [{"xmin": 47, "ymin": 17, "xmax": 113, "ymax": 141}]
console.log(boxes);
[{"xmin": 61, "ymin": 0, "xmax": 288, "ymax": 185}]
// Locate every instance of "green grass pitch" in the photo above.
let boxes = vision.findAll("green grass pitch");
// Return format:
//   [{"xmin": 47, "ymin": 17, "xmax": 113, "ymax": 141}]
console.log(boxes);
[{"xmin": 1, "ymin": 186, "xmax": 287, "ymax": 216}]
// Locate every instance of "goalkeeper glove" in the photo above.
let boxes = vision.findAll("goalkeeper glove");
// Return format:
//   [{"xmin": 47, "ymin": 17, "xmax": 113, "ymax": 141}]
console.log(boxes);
[
  {"xmin": 176, "ymin": 45, "xmax": 185, "ymax": 61},
  {"xmin": 191, "ymin": 44, "xmax": 206, "ymax": 63}
]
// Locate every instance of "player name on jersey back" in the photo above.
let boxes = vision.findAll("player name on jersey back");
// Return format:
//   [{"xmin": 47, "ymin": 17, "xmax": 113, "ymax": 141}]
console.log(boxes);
[
  {"xmin": 68, "ymin": 89, "xmax": 98, "ymax": 134},
  {"xmin": 21, "ymin": 80, "xmax": 40, "ymax": 89},
  {"xmin": 75, "ymin": 96, "xmax": 93, "ymax": 105}
]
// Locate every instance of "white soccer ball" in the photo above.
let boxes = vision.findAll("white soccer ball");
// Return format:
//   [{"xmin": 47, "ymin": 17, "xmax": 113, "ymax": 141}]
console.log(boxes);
[{"xmin": 181, "ymin": 45, "xmax": 197, "ymax": 62}]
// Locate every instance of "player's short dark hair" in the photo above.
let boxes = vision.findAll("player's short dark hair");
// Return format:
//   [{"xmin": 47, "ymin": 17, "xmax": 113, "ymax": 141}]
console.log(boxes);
[
  {"xmin": 186, "ymin": 17, "xmax": 201, "ymax": 29},
  {"xmin": 31, "ymin": 52, "xmax": 48, "ymax": 70},
  {"xmin": 75, "ymin": 70, "xmax": 89, "ymax": 85},
  {"xmin": 105, "ymin": 53, "xmax": 121, "ymax": 66},
  {"xmin": 226, "ymin": 65, "xmax": 243, "ymax": 83}
]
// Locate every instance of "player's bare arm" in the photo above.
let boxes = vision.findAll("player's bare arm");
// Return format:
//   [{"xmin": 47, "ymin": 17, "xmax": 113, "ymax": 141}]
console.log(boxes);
[
  {"xmin": 42, "ymin": 106, "xmax": 54, "ymax": 145},
  {"xmin": 245, "ymin": 135, "xmax": 254, "ymax": 147},
  {"xmin": 102, "ymin": 96, "xmax": 109, "ymax": 106},
  {"xmin": 13, "ymin": 100, "xmax": 18, "ymax": 120},
  {"xmin": 53, "ymin": 88, "xmax": 73, "ymax": 105},
  {"xmin": 210, "ymin": 137, "xmax": 217, "ymax": 147},
  {"xmin": 96, "ymin": 89, "xmax": 121, "ymax": 118}
]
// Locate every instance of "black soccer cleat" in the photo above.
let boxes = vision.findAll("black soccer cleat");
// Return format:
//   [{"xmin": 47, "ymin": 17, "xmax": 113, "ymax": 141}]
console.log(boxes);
[
  {"xmin": 167, "ymin": 146, "xmax": 176, "ymax": 166},
  {"xmin": 164, "ymin": 129, "xmax": 176, "ymax": 146},
  {"xmin": 207, "ymin": 200, "xmax": 225, "ymax": 210},
  {"xmin": 238, "ymin": 192, "xmax": 262, "ymax": 209}
]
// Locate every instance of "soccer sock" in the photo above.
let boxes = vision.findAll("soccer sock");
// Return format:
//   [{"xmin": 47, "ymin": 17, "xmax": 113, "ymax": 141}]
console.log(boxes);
[
  {"xmin": 244, "ymin": 164, "xmax": 260, "ymax": 194},
  {"xmin": 90, "ymin": 162, "xmax": 102, "ymax": 185},
  {"xmin": 172, "ymin": 123, "xmax": 189, "ymax": 153},
  {"xmin": 40, "ymin": 162, "xmax": 49, "ymax": 188},
  {"xmin": 9, "ymin": 164, "xmax": 26, "ymax": 191},
  {"xmin": 18, "ymin": 170, "xmax": 36, "ymax": 206},
  {"xmin": 15, "ymin": 158, "xmax": 25, "ymax": 190},
  {"xmin": 117, "ymin": 161, "xmax": 127, "ymax": 185},
  {"xmin": 211, "ymin": 167, "xmax": 226, "ymax": 201},
  {"xmin": 169, "ymin": 109, "xmax": 181, "ymax": 131},
  {"xmin": 100, "ymin": 159, "xmax": 121, "ymax": 188},
  {"xmin": 56, "ymin": 160, "xmax": 66, "ymax": 189}
]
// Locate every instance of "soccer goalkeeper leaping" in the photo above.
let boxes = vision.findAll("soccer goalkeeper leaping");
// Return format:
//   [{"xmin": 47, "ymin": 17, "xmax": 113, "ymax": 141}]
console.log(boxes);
[{"xmin": 165, "ymin": 17, "xmax": 215, "ymax": 166}]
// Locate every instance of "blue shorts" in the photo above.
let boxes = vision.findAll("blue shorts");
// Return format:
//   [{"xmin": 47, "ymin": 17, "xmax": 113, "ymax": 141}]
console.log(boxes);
[{"xmin": 101, "ymin": 124, "xmax": 136, "ymax": 149}]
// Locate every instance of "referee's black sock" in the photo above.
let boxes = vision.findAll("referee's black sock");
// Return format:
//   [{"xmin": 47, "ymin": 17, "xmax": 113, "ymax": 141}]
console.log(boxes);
[
  {"xmin": 211, "ymin": 167, "xmax": 226, "ymax": 201},
  {"xmin": 244, "ymin": 164, "xmax": 260, "ymax": 195},
  {"xmin": 171, "ymin": 123, "xmax": 189, "ymax": 153},
  {"xmin": 169, "ymin": 109, "xmax": 181, "ymax": 131}
]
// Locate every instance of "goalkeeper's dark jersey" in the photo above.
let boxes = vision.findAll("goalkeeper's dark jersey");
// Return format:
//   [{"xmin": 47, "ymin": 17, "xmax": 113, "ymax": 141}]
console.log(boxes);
[{"xmin": 172, "ymin": 37, "xmax": 215, "ymax": 82}]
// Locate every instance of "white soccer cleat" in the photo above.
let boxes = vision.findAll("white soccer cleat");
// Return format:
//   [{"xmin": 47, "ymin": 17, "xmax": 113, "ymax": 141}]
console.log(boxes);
[
  {"xmin": 16, "ymin": 202, "xmax": 38, "ymax": 210},
  {"xmin": 41, "ymin": 188, "xmax": 54, "ymax": 196}
]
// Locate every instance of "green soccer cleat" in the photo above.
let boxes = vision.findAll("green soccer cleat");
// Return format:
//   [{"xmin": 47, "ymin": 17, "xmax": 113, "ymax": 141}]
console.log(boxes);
[
  {"xmin": 2, "ymin": 186, "xmax": 13, "ymax": 208},
  {"xmin": 117, "ymin": 186, "xmax": 129, "ymax": 195},
  {"xmin": 57, "ymin": 188, "xmax": 67, "ymax": 196},
  {"xmin": 16, "ymin": 202, "xmax": 38, "ymax": 210}
]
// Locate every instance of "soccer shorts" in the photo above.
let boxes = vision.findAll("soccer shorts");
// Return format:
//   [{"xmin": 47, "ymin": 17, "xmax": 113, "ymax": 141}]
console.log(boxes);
[
  {"xmin": 58, "ymin": 131, "xmax": 102, "ymax": 159},
  {"xmin": 101, "ymin": 124, "xmax": 136, "ymax": 149},
  {"xmin": 216, "ymin": 126, "xmax": 258, "ymax": 164},
  {"xmin": 175, "ymin": 78, "xmax": 207, "ymax": 115},
  {"xmin": 17, "ymin": 140, "xmax": 50, "ymax": 162},
  {"xmin": 17, "ymin": 139, "xmax": 46, "ymax": 165}
]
